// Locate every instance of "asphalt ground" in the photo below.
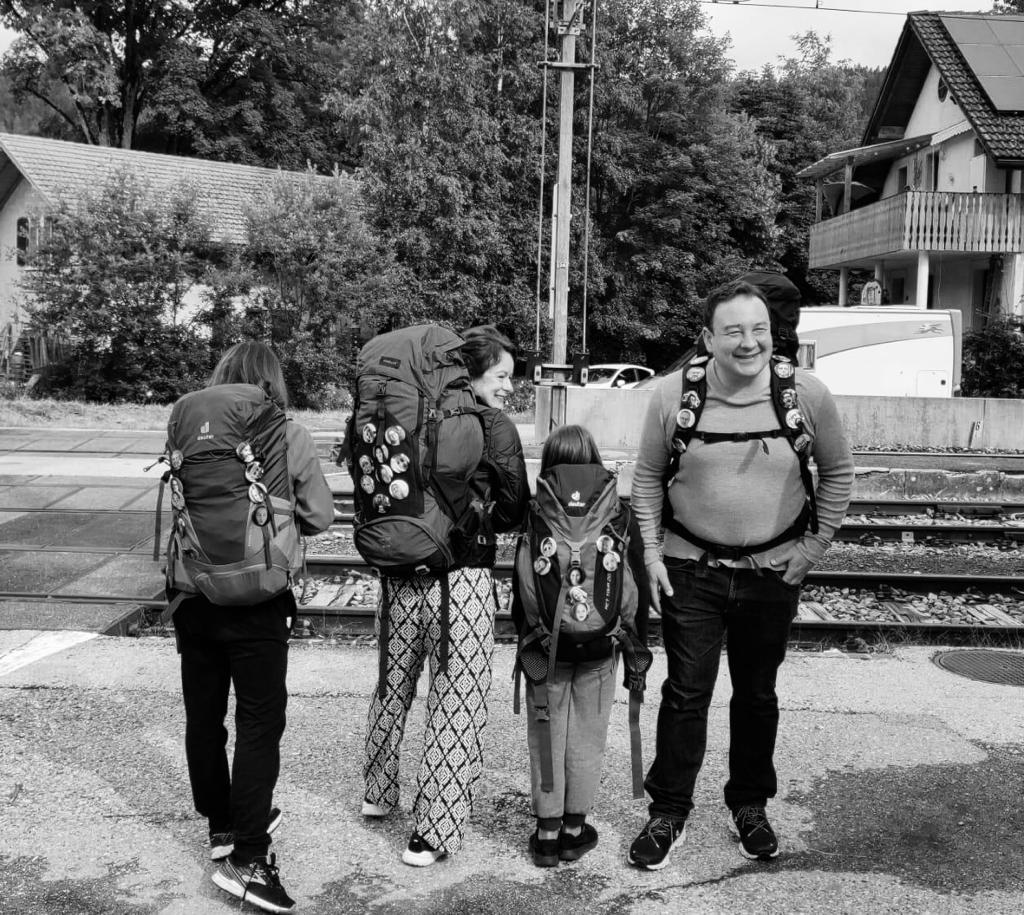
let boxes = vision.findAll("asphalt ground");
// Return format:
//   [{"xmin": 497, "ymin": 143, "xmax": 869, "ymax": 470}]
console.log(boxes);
[{"xmin": 1, "ymin": 634, "xmax": 1023, "ymax": 914}]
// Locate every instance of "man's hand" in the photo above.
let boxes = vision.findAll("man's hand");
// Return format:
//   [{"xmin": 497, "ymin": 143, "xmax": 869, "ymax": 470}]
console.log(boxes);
[
  {"xmin": 767, "ymin": 547, "xmax": 812, "ymax": 585},
  {"xmin": 647, "ymin": 560, "xmax": 673, "ymax": 616}
]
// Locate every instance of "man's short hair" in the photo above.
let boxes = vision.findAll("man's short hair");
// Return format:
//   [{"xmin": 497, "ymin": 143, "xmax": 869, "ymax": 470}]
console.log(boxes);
[{"xmin": 702, "ymin": 280, "xmax": 769, "ymax": 330}]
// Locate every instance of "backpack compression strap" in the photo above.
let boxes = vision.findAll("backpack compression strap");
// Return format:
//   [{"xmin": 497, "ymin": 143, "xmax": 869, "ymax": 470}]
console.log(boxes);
[{"xmin": 612, "ymin": 625, "xmax": 648, "ymax": 800}]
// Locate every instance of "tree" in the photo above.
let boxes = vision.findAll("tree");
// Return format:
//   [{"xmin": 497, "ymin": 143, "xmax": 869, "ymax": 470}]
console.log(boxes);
[
  {"xmin": 325, "ymin": 0, "xmax": 541, "ymax": 346},
  {"xmin": 731, "ymin": 32, "xmax": 880, "ymax": 305},
  {"xmin": 224, "ymin": 168, "xmax": 402, "ymax": 407},
  {"xmin": 20, "ymin": 167, "xmax": 216, "ymax": 401},
  {"xmin": 577, "ymin": 0, "xmax": 781, "ymax": 367},
  {"xmin": 0, "ymin": 1, "xmax": 342, "ymax": 165}
]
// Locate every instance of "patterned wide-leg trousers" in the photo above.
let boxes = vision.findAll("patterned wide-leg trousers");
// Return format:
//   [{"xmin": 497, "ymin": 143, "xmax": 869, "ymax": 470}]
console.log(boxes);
[{"xmin": 364, "ymin": 567, "xmax": 496, "ymax": 854}]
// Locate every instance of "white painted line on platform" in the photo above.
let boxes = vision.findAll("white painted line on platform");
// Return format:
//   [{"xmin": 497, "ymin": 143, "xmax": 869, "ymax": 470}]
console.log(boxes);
[
  {"xmin": 0, "ymin": 631, "xmax": 98, "ymax": 678},
  {"xmin": 0, "ymin": 456, "xmax": 150, "ymax": 478}
]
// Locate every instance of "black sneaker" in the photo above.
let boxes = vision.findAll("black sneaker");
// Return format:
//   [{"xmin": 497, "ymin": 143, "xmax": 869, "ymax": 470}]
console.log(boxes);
[
  {"xmin": 529, "ymin": 831, "xmax": 559, "ymax": 868},
  {"xmin": 729, "ymin": 805, "xmax": 779, "ymax": 860},
  {"xmin": 209, "ymin": 806, "xmax": 283, "ymax": 861},
  {"xmin": 627, "ymin": 816, "xmax": 686, "ymax": 870},
  {"xmin": 558, "ymin": 823, "xmax": 598, "ymax": 862},
  {"xmin": 401, "ymin": 831, "xmax": 446, "ymax": 867},
  {"xmin": 212, "ymin": 852, "xmax": 295, "ymax": 913}
]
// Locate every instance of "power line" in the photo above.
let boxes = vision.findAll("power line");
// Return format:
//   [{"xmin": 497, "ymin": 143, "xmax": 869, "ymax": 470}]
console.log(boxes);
[{"xmin": 702, "ymin": 1, "xmax": 921, "ymax": 15}]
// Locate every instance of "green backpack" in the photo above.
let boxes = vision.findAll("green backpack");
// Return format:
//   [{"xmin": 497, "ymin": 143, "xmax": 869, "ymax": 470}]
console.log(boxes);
[{"xmin": 157, "ymin": 383, "xmax": 301, "ymax": 616}]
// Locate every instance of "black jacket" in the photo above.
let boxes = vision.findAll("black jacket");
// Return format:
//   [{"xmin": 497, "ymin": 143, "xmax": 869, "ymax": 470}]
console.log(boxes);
[{"xmin": 461, "ymin": 404, "xmax": 529, "ymax": 568}]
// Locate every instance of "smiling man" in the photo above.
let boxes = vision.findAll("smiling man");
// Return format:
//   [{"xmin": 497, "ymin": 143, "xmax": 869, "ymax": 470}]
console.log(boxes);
[{"xmin": 627, "ymin": 279, "xmax": 854, "ymax": 871}]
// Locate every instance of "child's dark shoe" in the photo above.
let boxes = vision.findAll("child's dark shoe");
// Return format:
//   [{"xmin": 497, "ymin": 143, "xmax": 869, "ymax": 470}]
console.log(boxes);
[
  {"xmin": 559, "ymin": 823, "xmax": 598, "ymax": 861},
  {"xmin": 529, "ymin": 831, "xmax": 560, "ymax": 867}
]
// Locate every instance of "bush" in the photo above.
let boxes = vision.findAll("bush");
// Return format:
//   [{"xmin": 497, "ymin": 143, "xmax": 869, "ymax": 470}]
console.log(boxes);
[
  {"xmin": 961, "ymin": 318, "xmax": 1024, "ymax": 398},
  {"xmin": 31, "ymin": 325, "xmax": 211, "ymax": 404},
  {"xmin": 505, "ymin": 378, "xmax": 536, "ymax": 417}
]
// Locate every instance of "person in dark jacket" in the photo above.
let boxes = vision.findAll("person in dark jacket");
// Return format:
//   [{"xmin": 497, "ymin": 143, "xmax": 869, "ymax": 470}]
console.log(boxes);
[
  {"xmin": 171, "ymin": 342, "xmax": 334, "ymax": 913},
  {"xmin": 362, "ymin": 325, "xmax": 529, "ymax": 866},
  {"xmin": 511, "ymin": 424, "xmax": 650, "ymax": 867}
]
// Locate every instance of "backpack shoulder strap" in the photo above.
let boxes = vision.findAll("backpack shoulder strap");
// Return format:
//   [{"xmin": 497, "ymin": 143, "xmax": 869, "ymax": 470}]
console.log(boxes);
[
  {"xmin": 663, "ymin": 354, "xmax": 709, "ymax": 490},
  {"xmin": 768, "ymin": 356, "xmax": 818, "ymax": 533}
]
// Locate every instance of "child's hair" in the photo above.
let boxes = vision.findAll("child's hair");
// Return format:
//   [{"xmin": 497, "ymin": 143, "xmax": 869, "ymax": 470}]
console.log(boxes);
[
  {"xmin": 208, "ymin": 341, "xmax": 289, "ymax": 409},
  {"xmin": 540, "ymin": 424, "xmax": 603, "ymax": 472}
]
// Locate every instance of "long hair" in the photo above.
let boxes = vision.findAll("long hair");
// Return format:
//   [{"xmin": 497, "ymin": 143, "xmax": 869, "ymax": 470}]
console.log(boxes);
[
  {"xmin": 208, "ymin": 341, "xmax": 288, "ymax": 409},
  {"xmin": 460, "ymin": 324, "xmax": 516, "ymax": 380},
  {"xmin": 540, "ymin": 424, "xmax": 603, "ymax": 473}
]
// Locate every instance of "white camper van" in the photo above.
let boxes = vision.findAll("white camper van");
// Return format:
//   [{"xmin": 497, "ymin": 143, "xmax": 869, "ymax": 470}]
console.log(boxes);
[{"xmin": 796, "ymin": 306, "xmax": 962, "ymax": 397}]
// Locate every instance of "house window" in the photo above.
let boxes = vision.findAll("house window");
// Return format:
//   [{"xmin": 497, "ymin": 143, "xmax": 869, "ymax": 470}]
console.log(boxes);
[{"xmin": 15, "ymin": 217, "xmax": 29, "ymax": 266}]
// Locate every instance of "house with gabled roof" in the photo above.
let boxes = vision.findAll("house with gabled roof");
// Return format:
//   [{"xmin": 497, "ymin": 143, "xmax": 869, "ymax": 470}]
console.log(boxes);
[
  {"xmin": 798, "ymin": 11, "xmax": 1024, "ymax": 328},
  {"xmin": 0, "ymin": 132, "xmax": 336, "ymax": 376}
]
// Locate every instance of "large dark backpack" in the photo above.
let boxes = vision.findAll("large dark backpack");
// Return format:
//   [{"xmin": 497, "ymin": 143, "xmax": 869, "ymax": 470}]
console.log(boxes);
[
  {"xmin": 344, "ymin": 325, "xmax": 486, "ymax": 689},
  {"xmin": 661, "ymin": 352, "xmax": 819, "ymax": 559},
  {"xmin": 158, "ymin": 383, "xmax": 301, "ymax": 615},
  {"xmin": 513, "ymin": 463, "xmax": 650, "ymax": 798}
]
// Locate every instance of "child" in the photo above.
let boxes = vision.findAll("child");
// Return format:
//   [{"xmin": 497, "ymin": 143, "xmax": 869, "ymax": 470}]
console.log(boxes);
[{"xmin": 511, "ymin": 424, "xmax": 651, "ymax": 867}]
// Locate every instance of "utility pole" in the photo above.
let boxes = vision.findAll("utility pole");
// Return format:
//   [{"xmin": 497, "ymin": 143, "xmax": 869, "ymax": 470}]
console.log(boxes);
[{"xmin": 551, "ymin": 0, "xmax": 585, "ymax": 364}]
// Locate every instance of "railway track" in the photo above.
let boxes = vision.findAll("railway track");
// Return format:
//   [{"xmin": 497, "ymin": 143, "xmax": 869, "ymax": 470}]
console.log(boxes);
[{"xmin": 3, "ymin": 497, "xmax": 1024, "ymax": 640}]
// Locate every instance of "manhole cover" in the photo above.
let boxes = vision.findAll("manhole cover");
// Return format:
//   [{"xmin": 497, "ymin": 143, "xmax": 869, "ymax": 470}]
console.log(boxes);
[{"xmin": 932, "ymin": 649, "xmax": 1024, "ymax": 686}]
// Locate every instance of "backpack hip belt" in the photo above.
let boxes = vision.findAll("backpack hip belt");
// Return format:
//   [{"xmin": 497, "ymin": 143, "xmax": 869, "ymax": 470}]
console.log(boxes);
[{"xmin": 664, "ymin": 503, "xmax": 810, "ymax": 564}]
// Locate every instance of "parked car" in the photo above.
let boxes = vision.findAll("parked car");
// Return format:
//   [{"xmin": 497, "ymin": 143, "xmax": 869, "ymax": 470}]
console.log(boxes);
[{"xmin": 585, "ymin": 363, "xmax": 654, "ymax": 389}]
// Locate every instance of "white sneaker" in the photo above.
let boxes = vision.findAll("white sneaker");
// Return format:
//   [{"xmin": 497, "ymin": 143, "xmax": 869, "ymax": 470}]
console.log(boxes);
[
  {"xmin": 401, "ymin": 831, "xmax": 446, "ymax": 866},
  {"xmin": 361, "ymin": 800, "xmax": 390, "ymax": 817}
]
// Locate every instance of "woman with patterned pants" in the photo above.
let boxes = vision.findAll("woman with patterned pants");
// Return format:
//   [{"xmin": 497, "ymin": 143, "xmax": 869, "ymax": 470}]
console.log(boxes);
[{"xmin": 362, "ymin": 325, "xmax": 529, "ymax": 865}]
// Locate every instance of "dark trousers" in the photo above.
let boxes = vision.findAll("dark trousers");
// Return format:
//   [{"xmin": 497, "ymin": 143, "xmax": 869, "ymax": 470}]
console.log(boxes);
[
  {"xmin": 645, "ymin": 557, "xmax": 799, "ymax": 820},
  {"xmin": 173, "ymin": 592, "xmax": 291, "ymax": 863}
]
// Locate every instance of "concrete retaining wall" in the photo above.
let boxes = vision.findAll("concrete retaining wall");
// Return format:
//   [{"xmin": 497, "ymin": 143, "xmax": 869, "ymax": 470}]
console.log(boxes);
[{"xmin": 535, "ymin": 385, "xmax": 1024, "ymax": 451}]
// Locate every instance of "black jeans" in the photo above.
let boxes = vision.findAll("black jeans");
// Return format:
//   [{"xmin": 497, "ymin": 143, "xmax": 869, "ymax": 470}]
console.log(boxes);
[
  {"xmin": 173, "ymin": 591, "xmax": 292, "ymax": 863},
  {"xmin": 645, "ymin": 557, "xmax": 799, "ymax": 820}
]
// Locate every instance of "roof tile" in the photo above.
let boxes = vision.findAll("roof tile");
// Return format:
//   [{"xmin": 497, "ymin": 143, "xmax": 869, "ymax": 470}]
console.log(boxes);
[
  {"xmin": 0, "ymin": 133, "xmax": 341, "ymax": 245},
  {"xmin": 911, "ymin": 12, "xmax": 1024, "ymax": 163}
]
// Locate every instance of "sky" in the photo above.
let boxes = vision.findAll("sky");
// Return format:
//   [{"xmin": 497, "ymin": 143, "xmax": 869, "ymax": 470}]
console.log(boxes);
[
  {"xmin": 704, "ymin": 0, "xmax": 999, "ymax": 71},
  {"xmin": 0, "ymin": 3, "xmax": 1006, "ymax": 72}
]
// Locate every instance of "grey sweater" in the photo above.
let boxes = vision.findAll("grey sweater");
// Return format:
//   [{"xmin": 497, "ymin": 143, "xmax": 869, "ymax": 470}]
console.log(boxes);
[{"xmin": 630, "ymin": 360, "xmax": 855, "ymax": 569}]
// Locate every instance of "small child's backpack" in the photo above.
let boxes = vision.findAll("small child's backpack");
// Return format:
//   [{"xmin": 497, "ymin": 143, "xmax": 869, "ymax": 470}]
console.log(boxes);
[
  {"xmin": 156, "ymin": 383, "xmax": 301, "ymax": 616},
  {"xmin": 514, "ymin": 462, "xmax": 650, "ymax": 798},
  {"xmin": 343, "ymin": 325, "xmax": 486, "ymax": 690}
]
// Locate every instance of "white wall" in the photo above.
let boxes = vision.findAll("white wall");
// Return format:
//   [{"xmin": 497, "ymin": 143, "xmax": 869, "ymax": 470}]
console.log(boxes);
[
  {"xmin": 880, "ymin": 65, "xmax": 1002, "ymax": 198},
  {"xmin": 0, "ymin": 178, "xmax": 42, "ymax": 329},
  {"xmin": 904, "ymin": 66, "xmax": 967, "ymax": 137}
]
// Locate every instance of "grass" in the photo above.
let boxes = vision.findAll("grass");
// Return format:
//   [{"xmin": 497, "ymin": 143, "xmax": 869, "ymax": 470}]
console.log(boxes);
[
  {"xmin": 0, "ymin": 396, "xmax": 349, "ymax": 431},
  {"xmin": 0, "ymin": 395, "xmax": 534, "ymax": 431}
]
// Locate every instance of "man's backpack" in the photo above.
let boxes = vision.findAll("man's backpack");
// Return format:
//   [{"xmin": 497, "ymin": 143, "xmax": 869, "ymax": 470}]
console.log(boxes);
[
  {"xmin": 514, "ymin": 463, "xmax": 650, "ymax": 798},
  {"xmin": 157, "ymin": 383, "xmax": 301, "ymax": 615},
  {"xmin": 661, "ymin": 352, "xmax": 819, "ymax": 559},
  {"xmin": 344, "ymin": 325, "xmax": 486, "ymax": 690}
]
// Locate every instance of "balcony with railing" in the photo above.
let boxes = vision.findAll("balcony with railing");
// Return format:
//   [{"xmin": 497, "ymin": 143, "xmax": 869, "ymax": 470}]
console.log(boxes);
[{"xmin": 808, "ymin": 191, "xmax": 1024, "ymax": 268}]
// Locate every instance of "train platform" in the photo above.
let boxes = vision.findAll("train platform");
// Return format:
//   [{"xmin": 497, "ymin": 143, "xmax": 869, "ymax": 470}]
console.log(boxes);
[{"xmin": 1, "ymin": 634, "xmax": 1022, "ymax": 913}]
